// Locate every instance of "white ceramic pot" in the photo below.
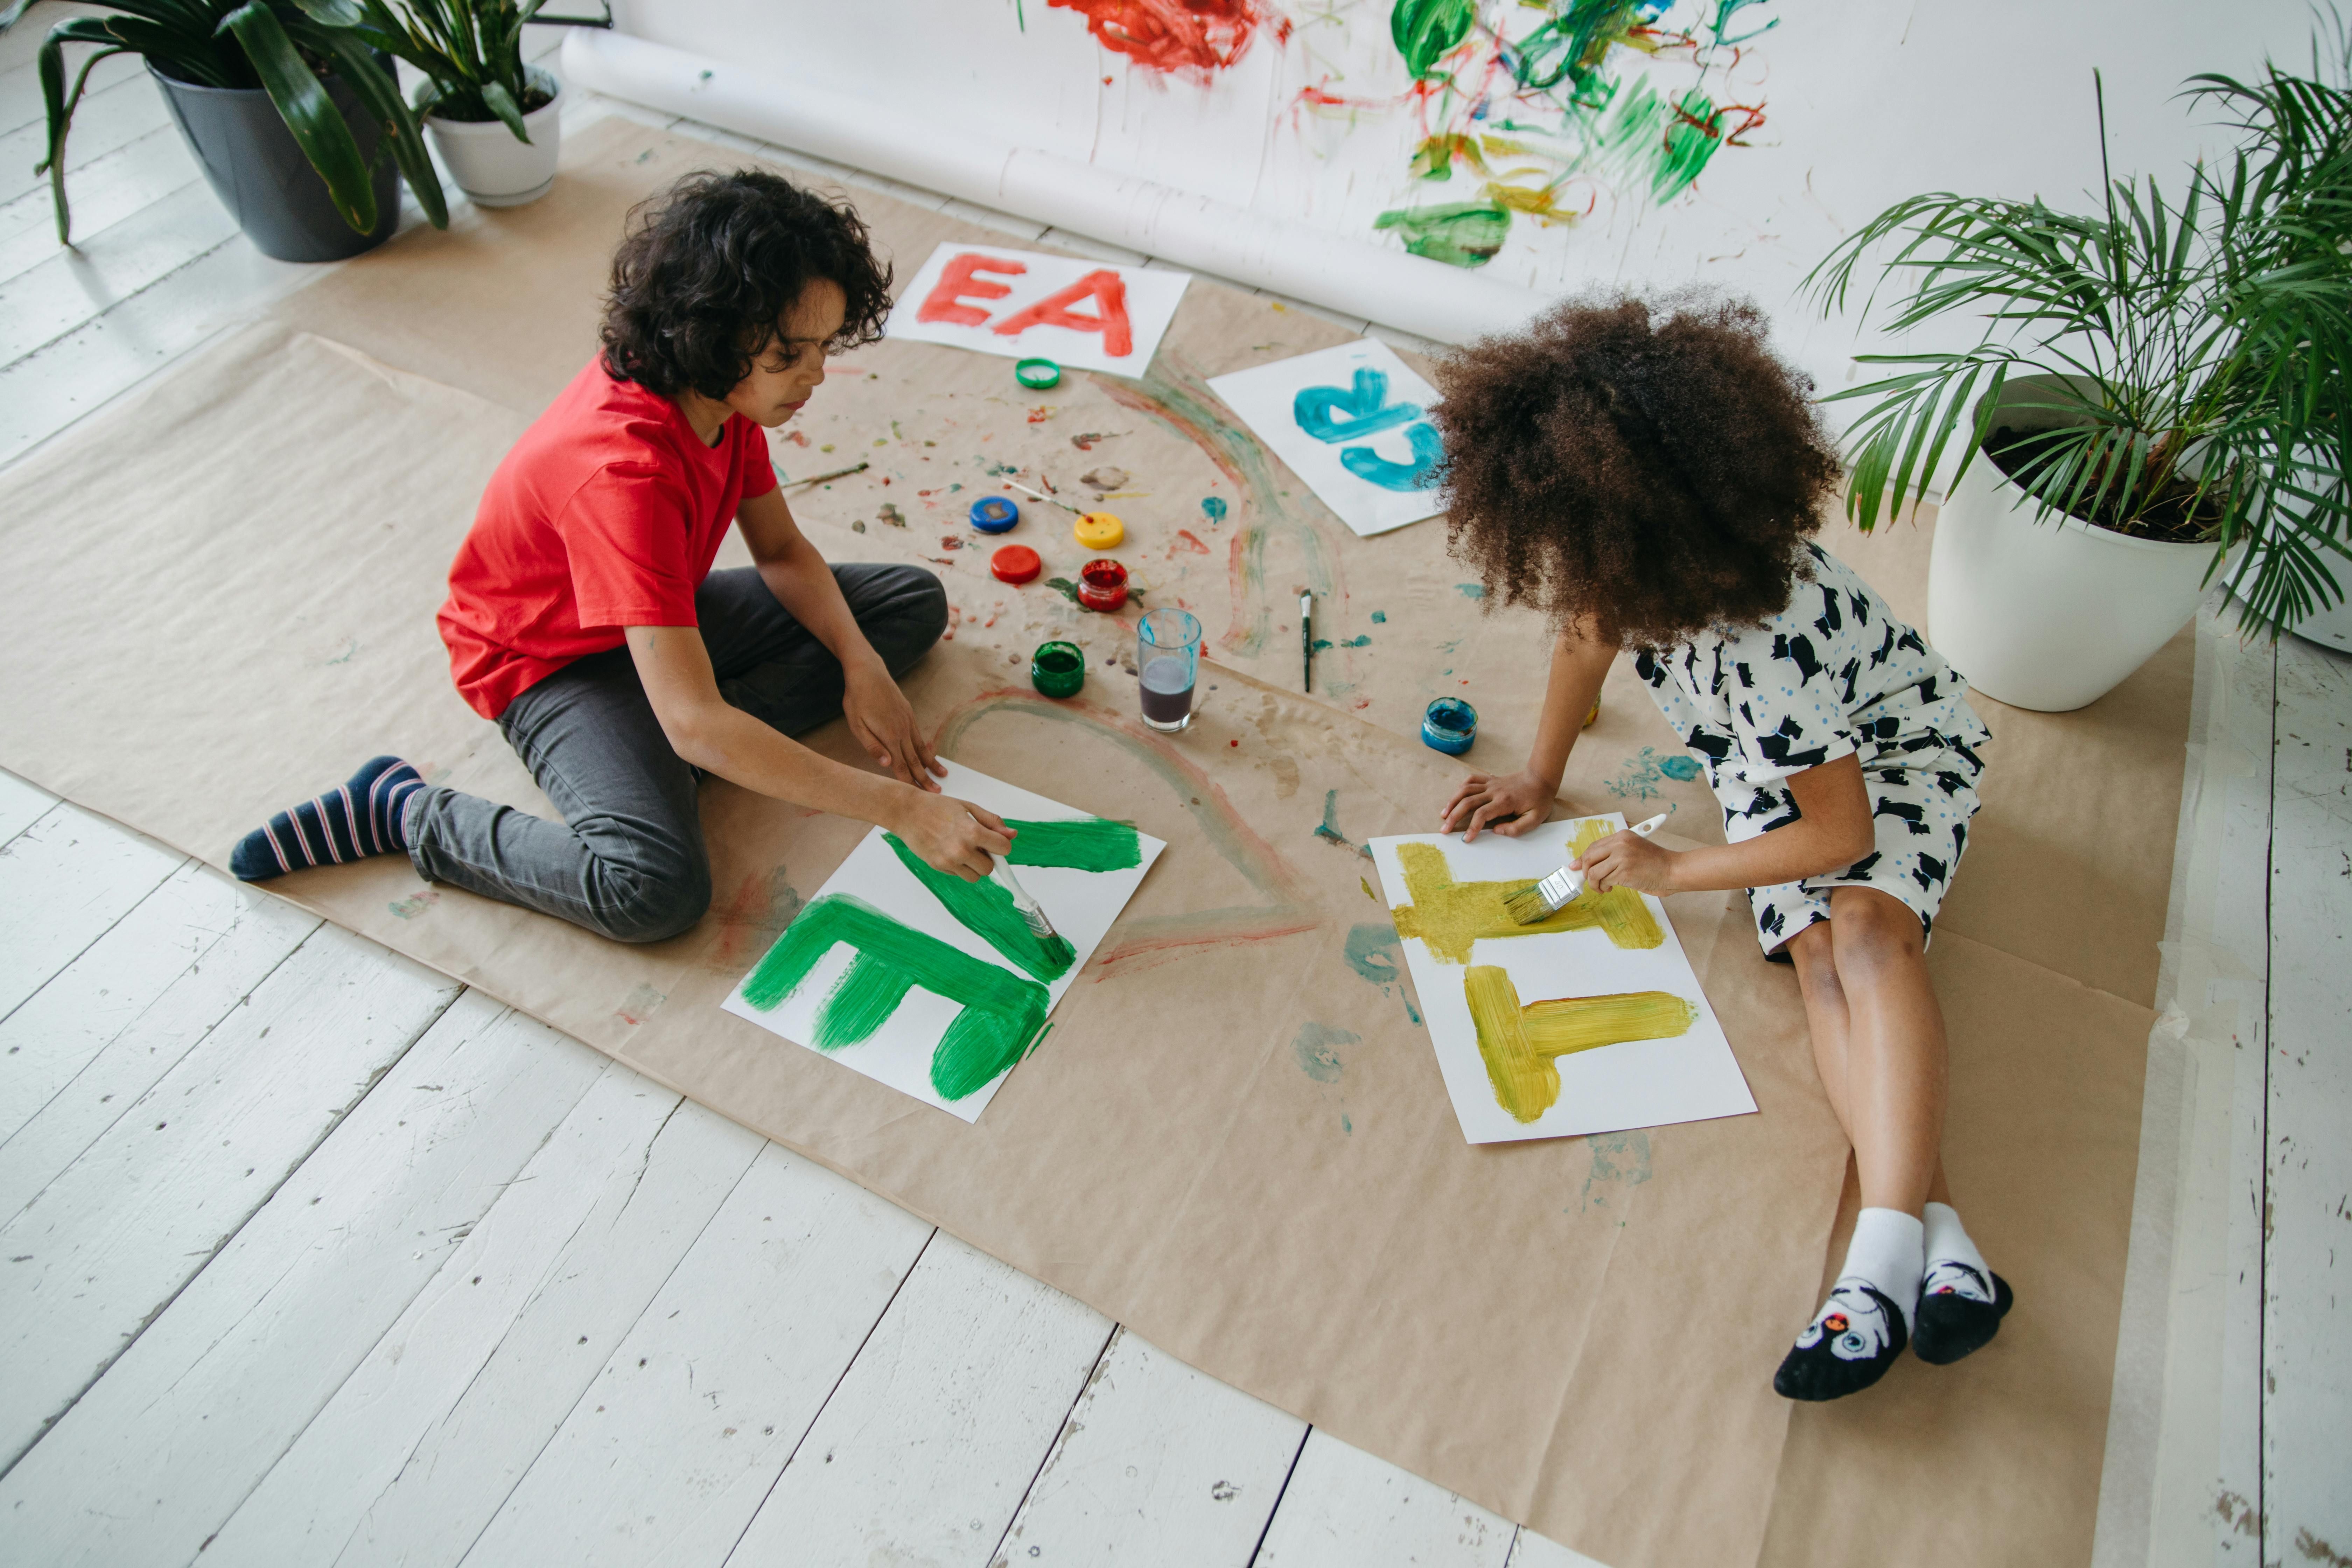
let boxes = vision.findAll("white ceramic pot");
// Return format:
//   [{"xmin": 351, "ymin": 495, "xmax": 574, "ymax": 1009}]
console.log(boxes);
[
  {"xmin": 1927, "ymin": 379, "xmax": 2224, "ymax": 712},
  {"xmin": 425, "ymin": 71, "xmax": 561, "ymax": 208}
]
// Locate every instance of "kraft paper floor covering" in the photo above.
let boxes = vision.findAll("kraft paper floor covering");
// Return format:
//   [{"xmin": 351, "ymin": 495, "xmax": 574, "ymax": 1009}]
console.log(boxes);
[{"xmin": 0, "ymin": 118, "xmax": 2187, "ymax": 1568}]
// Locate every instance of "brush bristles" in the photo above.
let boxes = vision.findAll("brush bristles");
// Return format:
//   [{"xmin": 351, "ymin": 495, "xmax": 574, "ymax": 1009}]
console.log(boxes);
[{"xmin": 1502, "ymin": 883, "xmax": 1559, "ymax": 925}]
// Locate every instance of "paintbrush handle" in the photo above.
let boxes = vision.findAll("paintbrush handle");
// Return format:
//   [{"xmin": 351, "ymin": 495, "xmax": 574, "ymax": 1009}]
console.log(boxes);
[
  {"xmin": 1629, "ymin": 812, "xmax": 1669, "ymax": 838},
  {"xmin": 1004, "ymin": 478, "xmax": 1084, "ymax": 516}
]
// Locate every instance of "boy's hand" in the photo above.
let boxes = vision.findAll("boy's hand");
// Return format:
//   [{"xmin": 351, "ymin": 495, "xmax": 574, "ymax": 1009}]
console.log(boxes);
[
  {"xmin": 892, "ymin": 792, "xmax": 1014, "ymax": 880},
  {"xmin": 1576, "ymin": 830, "xmax": 1676, "ymax": 895},
  {"xmin": 844, "ymin": 658, "xmax": 945, "ymax": 790},
  {"xmin": 1440, "ymin": 768, "xmax": 1558, "ymax": 841}
]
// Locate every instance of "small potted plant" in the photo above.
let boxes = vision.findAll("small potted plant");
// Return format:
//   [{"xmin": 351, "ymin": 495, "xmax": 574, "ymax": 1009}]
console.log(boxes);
[
  {"xmin": 380, "ymin": 0, "xmax": 565, "ymax": 208},
  {"xmin": 7, "ymin": 0, "xmax": 450, "ymax": 260},
  {"xmin": 1804, "ymin": 38, "xmax": 2349, "ymax": 710}
]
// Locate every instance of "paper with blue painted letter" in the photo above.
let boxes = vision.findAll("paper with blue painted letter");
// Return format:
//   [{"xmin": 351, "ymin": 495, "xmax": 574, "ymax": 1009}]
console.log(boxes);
[{"xmin": 1209, "ymin": 339, "xmax": 1447, "ymax": 538}]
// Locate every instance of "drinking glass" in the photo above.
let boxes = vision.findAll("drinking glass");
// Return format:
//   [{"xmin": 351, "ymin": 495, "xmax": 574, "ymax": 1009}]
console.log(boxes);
[{"xmin": 1136, "ymin": 608, "xmax": 1202, "ymax": 733}]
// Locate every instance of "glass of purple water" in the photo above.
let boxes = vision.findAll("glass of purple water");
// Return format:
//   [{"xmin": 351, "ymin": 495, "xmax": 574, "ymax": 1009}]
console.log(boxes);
[{"xmin": 1136, "ymin": 607, "xmax": 1202, "ymax": 733}]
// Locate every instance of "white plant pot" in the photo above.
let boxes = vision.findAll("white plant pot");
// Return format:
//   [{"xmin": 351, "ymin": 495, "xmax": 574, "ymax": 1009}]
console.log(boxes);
[
  {"xmin": 1927, "ymin": 380, "xmax": 2224, "ymax": 712},
  {"xmin": 425, "ymin": 73, "xmax": 562, "ymax": 208}
]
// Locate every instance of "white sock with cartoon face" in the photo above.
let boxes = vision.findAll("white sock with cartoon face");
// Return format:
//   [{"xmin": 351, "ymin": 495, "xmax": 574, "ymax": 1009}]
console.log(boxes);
[
  {"xmin": 1921, "ymin": 1202, "xmax": 1993, "ymax": 1302},
  {"xmin": 1773, "ymin": 1206, "xmax": 1923, "ymax": 1401}
]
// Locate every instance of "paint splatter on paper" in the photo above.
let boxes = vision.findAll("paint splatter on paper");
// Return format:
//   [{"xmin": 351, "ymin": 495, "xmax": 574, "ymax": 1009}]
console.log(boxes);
[{"xmin": 1048, "ymin": 0, "xmax": 1287, "ymax": 79}]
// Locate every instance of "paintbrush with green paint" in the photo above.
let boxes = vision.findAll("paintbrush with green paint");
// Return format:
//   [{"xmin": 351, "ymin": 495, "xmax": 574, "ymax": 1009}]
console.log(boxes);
[
  {"xmin": 1503, "ymin": 812, "xmax": 1668, "ymax": 924},
  {"xmin": 1002, "ymin": 477, "xmax": 1086, "ymax": 517},
  {"xmin": 990, "ymin": 856, "xmax": 1058, "ymax": 940}
]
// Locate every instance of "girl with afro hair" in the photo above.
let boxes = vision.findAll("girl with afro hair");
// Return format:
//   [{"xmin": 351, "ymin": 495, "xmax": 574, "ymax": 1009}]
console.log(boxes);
[{"xmin": 1430, "ymin": 292, "xmax": 2012, "ymax": 1402}]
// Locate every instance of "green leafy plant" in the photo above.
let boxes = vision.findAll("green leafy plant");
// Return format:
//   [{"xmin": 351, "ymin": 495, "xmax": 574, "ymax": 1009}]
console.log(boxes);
[
  {"xmin": 0, "ymin": 0, "xmax": 453, "ymax": 244},
  {"xmin": 377, "ymin": 0, "xmax": 552, "ymax": 136},
  {"xmin": 1804, "ymin": 26, "xmax": 2352, "ymax": 636}
]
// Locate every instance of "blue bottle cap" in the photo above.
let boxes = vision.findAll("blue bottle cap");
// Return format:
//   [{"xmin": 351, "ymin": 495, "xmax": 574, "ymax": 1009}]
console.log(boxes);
[{"xmin": 969, "ymin": 495, "xmax": 1020, "ymax": 533}]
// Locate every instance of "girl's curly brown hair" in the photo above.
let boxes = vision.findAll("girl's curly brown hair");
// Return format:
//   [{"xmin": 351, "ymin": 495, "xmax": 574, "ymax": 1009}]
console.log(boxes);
[{"xmin": 1430, "ymin": 291, "xmax": 1843, "ymax": 649}]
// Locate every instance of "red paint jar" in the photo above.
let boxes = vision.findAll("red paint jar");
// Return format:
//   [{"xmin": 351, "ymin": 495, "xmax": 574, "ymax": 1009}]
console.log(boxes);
[
  {"xmin": 990, "ymin": 544, "xmax": 1041, "ymax": 585},
  {"xmin": 1077, "ymin": 558, "xmax": 1128, "ymax": 613}
]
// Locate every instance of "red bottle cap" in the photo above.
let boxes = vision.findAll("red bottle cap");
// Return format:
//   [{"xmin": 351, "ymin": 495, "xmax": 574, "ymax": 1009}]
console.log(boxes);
[{"xmin": 990, "ymin": 544, "xmax": 1042, "ymax": 584}]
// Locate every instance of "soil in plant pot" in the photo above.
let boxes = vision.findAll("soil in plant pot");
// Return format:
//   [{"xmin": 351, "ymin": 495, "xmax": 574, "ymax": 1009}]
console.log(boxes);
[
  {"xmin": 1985, "ymin": 425, "xmax": 2220, "ymax": 544},
  {"xmin": 426, "ymin": 81, "xmax": 557, "ymax": 121}
]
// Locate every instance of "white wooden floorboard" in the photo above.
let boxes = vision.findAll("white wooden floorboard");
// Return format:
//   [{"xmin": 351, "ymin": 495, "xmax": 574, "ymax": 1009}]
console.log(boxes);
[
  {"xmin": 0, "ymin": 925, "xmax": 461, "ymax": 1470},
  {"xmin": 0, "ymin": 861, "xmax": 320, "ymax": 1217},
  {"xmin": 988, "ymin": 1325, "xmax": 1307, "ymax": 1568},
  {"xmin": 0, "ymin": 166, "xmax": 233, "ymax": 362},
  {"xmin": 455, "ymin": 1141, "xmax": 936, "ymax": 1568},
  {"xmin": 0, "ymin": 802, "xmax": 184, "ymax": 1020},
  {"xmin": 0, "ymin": 37, "xmax": 141, "ymax": 148},
  {"xmin": 2262, "ymin": 636, "xmax": 2352, "ymax": 1563},
  {"xmin": 1503, "ymin": 1527, "xmax": 1612, "ymax": 1568},
  {"xmin": 203, "ymin": 1071, "xmax": 761, "ymax": 1568},
  {"xmin": 0, "ymin": 767, "xmax": 54, "ymax": 846},
  {"xmin": 1251, "ymin": 1429, "xmax": 1516, "ymax": 1568},
  {"xmin": 0, "ymin": 68, "xmax": 173, "ymax": 210},
  {"xmin": 0, "ymin": 993, "xmax": 602, "ymax": 1567},
  {"xmin": 0, "ymin": 122, "xmax": 202, "ymax": 288},
  {"xmin": 0, "ymin": 1, "xmax": 114, "ymax": 80},
  {"xmin": 725, "ymin": 1231, "xmax": 1114, "ymax": 1568}
]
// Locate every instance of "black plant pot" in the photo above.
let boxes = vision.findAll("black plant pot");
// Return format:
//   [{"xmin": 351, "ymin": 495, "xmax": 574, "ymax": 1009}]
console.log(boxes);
[{"xmin": 150, "ymin": 62, "xmax": 400, "ymax": 263}]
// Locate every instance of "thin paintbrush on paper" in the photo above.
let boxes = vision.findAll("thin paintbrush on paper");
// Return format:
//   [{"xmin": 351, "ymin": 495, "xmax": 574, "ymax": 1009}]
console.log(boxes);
[{"xmin": 1503, "ymin": 811, "xmax": 1668, "ymax": 924}]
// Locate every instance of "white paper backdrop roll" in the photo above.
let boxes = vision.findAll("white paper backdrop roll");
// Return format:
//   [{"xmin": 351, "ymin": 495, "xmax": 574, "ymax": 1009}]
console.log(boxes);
[{"xmin": 561, "ymin": 29, "xmax": 1549, "ymax": 349}]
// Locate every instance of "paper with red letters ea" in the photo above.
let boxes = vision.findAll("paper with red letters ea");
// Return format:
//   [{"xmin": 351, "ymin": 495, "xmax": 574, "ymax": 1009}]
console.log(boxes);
[{"xmin": 884, "ymin": 241, "xmax": 1190, "ymax": 375}]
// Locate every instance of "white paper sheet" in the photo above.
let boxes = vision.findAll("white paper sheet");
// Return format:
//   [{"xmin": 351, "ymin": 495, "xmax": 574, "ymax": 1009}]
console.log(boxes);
[
  {"xmin": 884, "ymin": 241, "xmax": 1190, "ymax": 376},
  {"xmin": 723, "ymin": 760, "xmax": 1167, "ymax": 1122},
  {"xmin": 1369, "ymin": 814, "xmax": 1757, "ymax": 1144},
  {"xmin": 1208, "ymin": 339, "xmax": 1446, "ymax": 538}
]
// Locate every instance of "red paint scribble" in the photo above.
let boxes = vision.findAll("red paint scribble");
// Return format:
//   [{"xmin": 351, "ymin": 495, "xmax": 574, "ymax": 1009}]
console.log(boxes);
[
  {"xmin": 1027, "ymin": 406, "xmax": 1054, "ymax": 424},
  {"xmin": 785, "ymin": 431, "xmax": 810, "ymax": 448},
  {"xmin": 1050, "ymin": 0, "xmax": 1287, "ymax": 80},
  {"xmin": 918, "ymin": 253, "xmax": 1026, "ymax": 326},
  {"xmin": 1172, "ymin": 528, "xmax": 1211, "ymax": 555},
  {"xmin": 994, "ymin": 268, "xmax": 1133, "ymax": 357}
]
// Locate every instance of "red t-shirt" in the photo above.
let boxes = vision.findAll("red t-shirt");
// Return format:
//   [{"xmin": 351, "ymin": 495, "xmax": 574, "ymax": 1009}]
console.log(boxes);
[{"xmin": 438, "ymin": 358, "xmax": 779, "ymax": 719}]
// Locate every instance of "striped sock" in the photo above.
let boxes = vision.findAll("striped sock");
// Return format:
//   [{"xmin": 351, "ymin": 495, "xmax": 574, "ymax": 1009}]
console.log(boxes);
[{"xmin": 230, "ymin": 756, "xmax": 423, "ymax": 882}]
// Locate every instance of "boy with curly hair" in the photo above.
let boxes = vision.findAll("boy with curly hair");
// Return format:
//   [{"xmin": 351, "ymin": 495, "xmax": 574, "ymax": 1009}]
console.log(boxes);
[
  {"xmin": 231, "ymin": 170, "xmax": 1013, "ymax": 938},
  {"xmin": 1430, "ymin": 293, "xmax": 2013, "ymax": 1401}
]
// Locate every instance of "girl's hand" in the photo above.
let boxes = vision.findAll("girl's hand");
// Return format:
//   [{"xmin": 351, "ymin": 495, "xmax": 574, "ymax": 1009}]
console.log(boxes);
[
  {"xmin": 1575, "ymin": 830, "xmax": 1677, "ymax": 895},
  {"xmin": 1439, "ymin": 769, "xmax": 1558, "ymax": 841},
  {"xmin": 891, "ymin": 792, "xmax": 1014, "ymax": 880},
  {"xmin": 843, "ymin": 658, "xmax": 945, "ymax": 790}
]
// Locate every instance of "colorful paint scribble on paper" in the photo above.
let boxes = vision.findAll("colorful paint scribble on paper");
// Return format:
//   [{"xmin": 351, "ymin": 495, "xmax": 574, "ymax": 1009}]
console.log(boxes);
[{"xmin": 1049, "ymin": 0, "xmax": 1289, "ymax": 79}]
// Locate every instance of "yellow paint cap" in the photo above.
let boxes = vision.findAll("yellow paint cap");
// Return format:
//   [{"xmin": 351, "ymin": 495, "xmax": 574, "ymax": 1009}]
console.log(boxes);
[{"xmin": 1074, "ymin": 511, "xmax": 1124, "ymax": 550}]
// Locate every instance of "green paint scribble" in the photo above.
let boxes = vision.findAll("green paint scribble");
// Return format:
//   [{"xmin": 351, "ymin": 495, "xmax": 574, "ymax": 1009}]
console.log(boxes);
[
  {"xmin": 1579, "ymin": 1128, "xmax": 1654, "ymax": 1212},
  {"xmin": 1003, "ymin": 816, "xmax": 1143, "ymax": 872},
  {"xmin": 1044, "ymin": 576, "xmax": 1081, "ymax": 603},
  {"xmin": 1344, "ymin": 922, "xmax": 1404, "ymax": 989},
  {"xmin": 1609, "ymin": 746, "xmax": 1704, "ymax": 801},
  {"xmin": 1456, "ymin": 582, "xmax": 1487, "ymax": 599},
  {"xmin": 1201, "ymin": 496, "xmax": 1227, "ymax": 522},
  {"xmin": 1313, "ymin": 789, "xmax": 1374, "ymax": 862},
  {"xmin": 1391, "ymin": 0, "xmax": 1476, "ymax": 77},
  {"xmin": 1373, "ymin": 202, "xmax": 1510, "ymax": 268},
  {"xmin": 1370, "ymin": 610, "xmax": 1387, "ymax": 623},
  {"xmin": 740, "ymin": 893, "xmax": 1048, "ymax": 1100},
  {"xmin": 1291, "ymin": 1021, "xmax": 1358, "ymax": 1083},
  {"xmin": 882, "ymin": 834, "xmax": 1077, "ymax": 983}
]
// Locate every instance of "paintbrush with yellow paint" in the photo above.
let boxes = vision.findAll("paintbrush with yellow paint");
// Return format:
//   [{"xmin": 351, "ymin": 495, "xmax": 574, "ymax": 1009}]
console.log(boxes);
[{"xmin": 1502, "ymin": 812, "xmax": 1668, "ymax": 925}]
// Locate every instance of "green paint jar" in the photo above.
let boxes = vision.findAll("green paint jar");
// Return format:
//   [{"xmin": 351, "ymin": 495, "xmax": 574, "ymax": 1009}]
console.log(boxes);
[{"xmin": 1030, "ymin": 640, "xmax": 1086, "ymax": 699}]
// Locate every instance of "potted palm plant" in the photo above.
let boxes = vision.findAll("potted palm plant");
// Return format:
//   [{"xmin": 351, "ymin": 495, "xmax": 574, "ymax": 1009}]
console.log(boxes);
[
  {"xmin": 1805, "ymin": 40, "xmax": 2350, "ymax": 710},
  {"xmin": 388, "ymin": 0, "xmax": 564, "ymax": 208},
  {"xmin": 6, "ymin": 0, "xmax": 449, "ymax": 260}
]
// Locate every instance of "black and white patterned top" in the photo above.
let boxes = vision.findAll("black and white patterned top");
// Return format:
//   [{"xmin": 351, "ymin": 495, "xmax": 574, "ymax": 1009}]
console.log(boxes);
[{"xmin": 1633, "ymin": 544, "xmax": 1991, "ymax": 825}]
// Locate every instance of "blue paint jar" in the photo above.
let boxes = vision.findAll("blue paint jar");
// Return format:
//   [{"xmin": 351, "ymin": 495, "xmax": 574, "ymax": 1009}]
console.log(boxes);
[
  {"xmin": 1422, "ymin": 698, "xmax": 1477, "ymax": 755},
  {"xmin": 969, "ymin": 495, "xmax": 1020, "ymax": 533}
]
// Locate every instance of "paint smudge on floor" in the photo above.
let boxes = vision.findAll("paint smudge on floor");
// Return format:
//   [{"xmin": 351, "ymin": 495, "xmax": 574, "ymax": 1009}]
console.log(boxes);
[
  {"xmin": 1370, "ymin": 610, "xmax": 1387, "ymax": 623},
  {"xmin": 1455, "ymin": 582, "xmax": 1487, "ymax": 598},
  {"xmin": 1048, "ymin": 0, "xmax": 1286, "ymax": 80},
  {"xmin": 1312, "ymin": 788, "xmax": 1374, "ymax": 861},
  {"xmin": 1070, "ymin": 430, "xmax": 1121, "ymax": 450},
  {"xmin": 1080, "ymin": 465, "xmax": 1130, "ymax": 491},
  {"xmin": 1172, "ymin": 528, "xmax": 1211, "ymax": 554},
  {"xmin": 706, "ymin": 865, "xmax": 806, "ymax": 975},
  {"xmin": 1344, "ymin": 921, "xmax": 1403, "ymax": 988},
  {"xmin": 388, "ymin": 890, "xmax": 440, "ymax": 919},
  {"xmin": 1201, "ymin": 495, "xmax": 1228, "ymax": 523},
  {"xmin": 1359, "ymin": 875, "xmax": 1378, "ymax": 901},
  {"xmin": 1270, "ymin": 754, "xmax": 1300, "ymax": 799},
  {"xmin": 740, "ymin": 892, "xmax": 1049, "ymax": 1101},
  {"xmin": 611, "ymin": 982, "xmax": 667, "ymax": 1028},
  {"xmin": 1290, "ymin": 1020, "xmax": 1356, "ymax": 1083},
  {"xmin": 878, "ymin": 503, "xmax": 906, "ymax": 528},
  {"xmin": 1465, "ymin": 966, "xmax": 1696, "ymax": 1122},
  {"xmin": 1089, "ymin": 354, "xmax": 1335, "ymax": 657},
  {"xmin": 1579, "ymin": 1129, "xmax": 1654, "ymax": 1213},
  {"xmin": 1390, "ymin": 821, "xmax": 1664, "ymax": 963}
]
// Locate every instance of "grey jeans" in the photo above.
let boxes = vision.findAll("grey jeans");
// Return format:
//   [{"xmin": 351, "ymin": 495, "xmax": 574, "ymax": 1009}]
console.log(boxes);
[{"xmin": 406, "ymin": 563, "xmax": 948, "ymax": 943}]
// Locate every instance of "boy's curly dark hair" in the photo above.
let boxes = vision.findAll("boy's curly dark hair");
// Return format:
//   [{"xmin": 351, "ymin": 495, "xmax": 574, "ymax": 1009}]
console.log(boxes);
[
  {"xmin": 600, "ymin": 169, "xmax": 892, "ymax": 401},
  {"xmin": 1429, "ymin": 292, "xmax": 1844, "ymax": 649}
]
